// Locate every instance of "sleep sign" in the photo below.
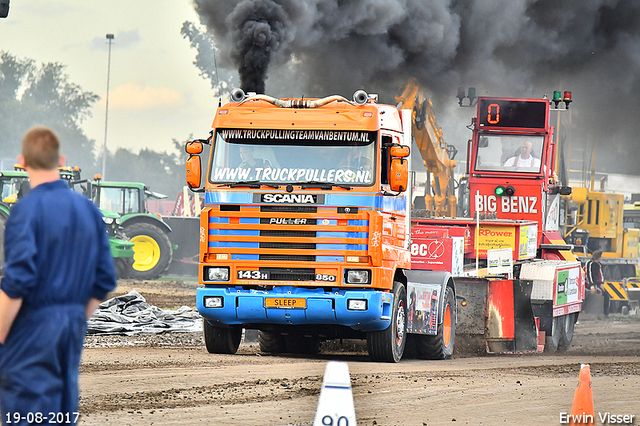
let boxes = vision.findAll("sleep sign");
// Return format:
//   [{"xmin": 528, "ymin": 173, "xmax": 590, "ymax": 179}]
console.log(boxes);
[{"xmin": 478, "ymin": 98, "xmax": 548, "ymax": 129}]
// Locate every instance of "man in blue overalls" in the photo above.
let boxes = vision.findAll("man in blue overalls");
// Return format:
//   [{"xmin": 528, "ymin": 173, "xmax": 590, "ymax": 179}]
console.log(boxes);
[{"xmin": 0, "ymin": 126, "xmax": 116, "ymax": 425}]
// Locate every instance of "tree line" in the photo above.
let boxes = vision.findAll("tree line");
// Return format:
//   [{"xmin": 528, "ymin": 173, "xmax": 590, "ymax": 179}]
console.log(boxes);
[{"xmin": 0, "ymin": 51, "xmax": 188, "ymax": 200}]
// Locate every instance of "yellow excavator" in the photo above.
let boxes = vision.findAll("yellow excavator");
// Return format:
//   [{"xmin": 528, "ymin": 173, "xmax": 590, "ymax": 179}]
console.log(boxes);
[{"xmin": 395, "ymin": 79, "xmax": 459, "ymax": 217}]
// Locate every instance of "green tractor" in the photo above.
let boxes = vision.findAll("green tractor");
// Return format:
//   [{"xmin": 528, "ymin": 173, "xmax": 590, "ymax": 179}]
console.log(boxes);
[
  {"xmin": 86, "ymin": 176, "xmax": 176, "ymax": 280},
  {"xmin": 0, "ymin": 167, "xmax": 135, "ymax": 277}
]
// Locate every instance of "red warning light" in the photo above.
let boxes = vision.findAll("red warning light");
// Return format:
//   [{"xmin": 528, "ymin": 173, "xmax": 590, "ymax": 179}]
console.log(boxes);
[{"xmin": 563, "ymin": 91, "xmax": 572, "ymax": 109}]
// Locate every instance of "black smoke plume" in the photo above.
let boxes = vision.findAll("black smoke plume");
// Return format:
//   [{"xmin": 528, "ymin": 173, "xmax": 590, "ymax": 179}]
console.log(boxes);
[{"xmin": 192, "ymin": 0, "xmax": 640, "ymax": 175}]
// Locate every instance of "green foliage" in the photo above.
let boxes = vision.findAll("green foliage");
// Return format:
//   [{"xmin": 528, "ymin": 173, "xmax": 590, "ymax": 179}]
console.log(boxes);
[
  {"xmin": 1, "ymin": 51, "xmax": 191, "ymax": 201},
  {"xmin": 102, "ymin": 138, "xmax": 188, "ymax": 200},
  {"xmin": 180, "ymin": 21, "xmax": 236, "ymax": 96},
  {"xmin": 0, "ymin": 51, "xmax": 99, "ymax": 168}
]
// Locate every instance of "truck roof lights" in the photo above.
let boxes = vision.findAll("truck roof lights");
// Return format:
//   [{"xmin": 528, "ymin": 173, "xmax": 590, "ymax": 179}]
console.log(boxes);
[
  {"xmin": 457, "ymin": 87, "xmax": 477, "ymax": 107},
  {"xmin": 552, "ymin": 90, "xmax": 572, "ymax": 109},
  {"xmin": 563, "ymin": 91, "xmax": 572, "ymax": 108}
]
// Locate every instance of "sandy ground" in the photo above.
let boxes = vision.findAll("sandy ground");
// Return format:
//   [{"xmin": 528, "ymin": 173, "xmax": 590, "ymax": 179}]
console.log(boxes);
[{"xmin": 77, "ymin": 279, "xmax": 640, "ymax": 426}]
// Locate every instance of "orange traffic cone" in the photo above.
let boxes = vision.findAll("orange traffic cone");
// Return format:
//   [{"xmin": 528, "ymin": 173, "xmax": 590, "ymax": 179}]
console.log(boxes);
[{"xmin": 568, "ymin": 364, "xmax": 595, "ymax": 426}]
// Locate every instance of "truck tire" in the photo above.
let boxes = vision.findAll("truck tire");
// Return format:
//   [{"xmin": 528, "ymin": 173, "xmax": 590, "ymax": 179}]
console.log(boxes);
[
  {"xmin": 203, "ymin": 320, "xmax": 242, "ymax": 354},
  {"xmin": 367, "ymin": 281, "xmax": 407, "ymax": 362},
  {"xmin": 258, "ymin": 331, "xmax": 287, "ymax": 354},
  {"xmin": 544, "ymin": 316, "xmax": 562, "ymax": 353},
  {"xmin": 284, "ymin": 334, "xmax": 321, "ymax": 355},
  {"xmin": 558, "ymin": 313, "xmax": 576, "ymax": 352},
  {"xmin": 124, "ymin": 222, "xmax": 172, "ymax": 280},
  {"xmin": 416, "ymin": 286, "xmax": 456, "ymax": 360}
]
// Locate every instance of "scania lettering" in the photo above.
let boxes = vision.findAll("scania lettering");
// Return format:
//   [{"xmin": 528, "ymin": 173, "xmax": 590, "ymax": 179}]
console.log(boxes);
[{"xmin": 261, "ymin": 193, "xmax": 317, "ymax": 204}]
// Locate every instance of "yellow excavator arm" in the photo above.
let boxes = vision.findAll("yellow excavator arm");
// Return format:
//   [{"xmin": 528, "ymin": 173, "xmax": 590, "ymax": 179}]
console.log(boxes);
[{"xmin": 395, "ymin": 79, "xmax": 457, "ymax": 216}]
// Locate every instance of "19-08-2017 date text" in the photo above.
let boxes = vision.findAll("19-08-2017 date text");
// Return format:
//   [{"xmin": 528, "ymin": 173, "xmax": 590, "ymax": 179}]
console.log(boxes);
[{"xmin": 5, "ymin": 412, "xmax": 79, "ymax": 424}]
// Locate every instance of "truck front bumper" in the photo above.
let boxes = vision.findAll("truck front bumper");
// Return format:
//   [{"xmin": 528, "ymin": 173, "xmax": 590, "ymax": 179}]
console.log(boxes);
[{"xmin": 197, "ymin": 286, "xmax": 392, "ymax": 332}]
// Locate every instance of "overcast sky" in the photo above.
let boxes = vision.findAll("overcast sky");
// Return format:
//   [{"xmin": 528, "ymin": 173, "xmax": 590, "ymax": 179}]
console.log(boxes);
[{"xmin": 0, "ymin": 0, "xmax": 215, "ymax": 155}]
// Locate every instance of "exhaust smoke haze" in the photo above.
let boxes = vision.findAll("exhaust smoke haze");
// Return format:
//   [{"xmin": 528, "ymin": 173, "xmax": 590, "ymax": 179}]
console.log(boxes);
[{"xmin": 192, "ymin": 0, "xmax": 640, "ymax": 176}]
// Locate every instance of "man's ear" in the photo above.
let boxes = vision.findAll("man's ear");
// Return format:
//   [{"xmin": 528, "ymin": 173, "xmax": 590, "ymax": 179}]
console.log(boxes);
[
  {"xmin": 59, "ymin": 155, "xmax": 66, "ymax": 167},
  {"xmin": 17, "ymin": 155, "xmax": 26, "ymax": 168}
]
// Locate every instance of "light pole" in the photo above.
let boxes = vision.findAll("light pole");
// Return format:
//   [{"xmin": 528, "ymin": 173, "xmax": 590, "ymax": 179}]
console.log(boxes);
[{"xmin": 101, "ymin": 33, "xmax": 114, "ymax": 179}]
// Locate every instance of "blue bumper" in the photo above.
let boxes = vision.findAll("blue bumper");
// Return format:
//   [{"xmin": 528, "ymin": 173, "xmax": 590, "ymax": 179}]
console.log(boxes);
[{"xmin": 197, "ymin": 286, "xmax": 392, "ymax": 332}]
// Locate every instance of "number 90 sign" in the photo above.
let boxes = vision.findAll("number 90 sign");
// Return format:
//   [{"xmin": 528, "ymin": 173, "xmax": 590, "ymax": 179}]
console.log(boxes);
[{"xmin": 322, "ymin": 415, "xmax": 350, "ymax": 425}]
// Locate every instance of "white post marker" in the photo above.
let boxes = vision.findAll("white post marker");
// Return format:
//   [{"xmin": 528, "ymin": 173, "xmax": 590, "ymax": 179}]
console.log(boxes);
[{"xmin": 313, "ymin": 361, "xmax": 357, "ymax": 426}]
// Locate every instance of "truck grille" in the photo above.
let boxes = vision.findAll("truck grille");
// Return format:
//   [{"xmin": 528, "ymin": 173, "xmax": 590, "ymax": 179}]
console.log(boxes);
[
  {"xmin": 261, "ymin": 205, "xmax": 317, "ymax": 213},
  {"xmin": 261, "ymin": 267, "xmax": 315, "ymax": 281},
  {"xmin": 259, "ymin": 254, "xmax": 316, "ymax": 262}
]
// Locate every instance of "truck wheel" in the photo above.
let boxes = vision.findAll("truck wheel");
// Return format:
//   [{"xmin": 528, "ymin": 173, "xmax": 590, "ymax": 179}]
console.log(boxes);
[
  {"xmin": 124, "ymin": 223, "xmax": 172, "ymax": 280},
  {"xmin": 258, "ymin": 331, "xmax": 287, "ymax": 353},
  {"xmin": 284, "ymin": 334, "xmax": 321, "ymax": 355},
  {"xmin": 544, "ymin": 316, "xmax": 562, "ymax": 353},
  {"xmin": 203, "ymin": 320, "xmax": 242, "ymax": 354},
  {"xmin": 416, "ymin": 286, "xmax": 456, "ymax": 360},
  {"xmin": 367, "ymin": 281, "xmax": 407, "ymax": 362},
  {"xmin": 558, "ymin": 313, "xmax": 576, "ymax": 352}
]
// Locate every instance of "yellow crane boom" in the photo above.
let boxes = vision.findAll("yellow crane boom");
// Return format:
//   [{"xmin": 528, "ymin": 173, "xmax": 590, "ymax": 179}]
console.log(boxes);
[{"xmin": 395, "ymin": 79, "xmax": 457, "ymax": 216}]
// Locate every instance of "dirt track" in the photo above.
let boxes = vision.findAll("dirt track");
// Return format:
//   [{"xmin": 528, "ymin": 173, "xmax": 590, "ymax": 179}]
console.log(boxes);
[{"xmin": 78, "ymin": 279, "xmax": 640, "ymax": 426}]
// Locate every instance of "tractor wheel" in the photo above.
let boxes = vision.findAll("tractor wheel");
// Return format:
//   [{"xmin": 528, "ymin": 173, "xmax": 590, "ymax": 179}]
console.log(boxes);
[
  {"xmin": 367, "ymin": 281, "xmax": 407, "ymax": 362},
  {"xmin": 544, "ymin": 316, "xmax": 562, "ymax": 353},
  {"xmin": 416, "ymin": 286, "xmax": 456, "ymax": 360},
  {"xmin": 258, "ymin": 331, "xmax": 287, "ymax": 354},
  {"xmin": 124, "ymin": 223, "xmax": 172, "ymax": 280},
  {"xmin": 558, "ymin": 313, "xmax": 576, "ymax": 352},
  {"xmin": 114, "ymin": 258, "xmax": 129, "ymax": 279},
  {"xmin": 203, "ymin": 320, "xmax": 242, "ymax": 354}
]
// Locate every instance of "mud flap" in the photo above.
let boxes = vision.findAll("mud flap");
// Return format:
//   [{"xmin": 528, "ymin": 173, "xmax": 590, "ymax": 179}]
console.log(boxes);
[
  {"xmin": 455, "ymin": 278, "xmax": 538, "ymax": 354},
  {"xmin": 404, "ymin": 270, "xmax": 452, "ymax": 335},
  {"xmin": 454, "ymin": 277, "xmax": 488, "ymax": 355},
  {"xmin": 486, "ymin": 279, "xmax": 537, "ymax": 353}
]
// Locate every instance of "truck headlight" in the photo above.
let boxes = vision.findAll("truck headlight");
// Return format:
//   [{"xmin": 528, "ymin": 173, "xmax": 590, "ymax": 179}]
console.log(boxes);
[
  {"xmin": 203, "ymin": 296, "xmax": 223, "ymax": 308},
  {"xmin": 347, "ymin": 299, "xmax": 367, "ymax": 310},
  {"xmin": 345, "ymin": 269, "xmax": 370, "ymax": 284},
  {"xmin": 102, "ymin": 217, "xmax": 115, "ymax": 225},
  {"xmin": 205, "ymin": 267, "xmax": 229, "ymax": 281}
]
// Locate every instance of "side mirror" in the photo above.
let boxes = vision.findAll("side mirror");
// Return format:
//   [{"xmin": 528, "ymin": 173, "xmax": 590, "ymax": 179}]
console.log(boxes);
[
  {"xmin": 186, "ymin": 141, "xmax": 204, "ymax": 155},
  {"xmin": 0, "ymin": 0, "xmax": 9, "ymax": 18},
  {"xmin": 186, "ymin": 155, "xmax": 202, "ymax": 190},
  {"xmin": 389, "ymin": 158, "xmax": 408, "ymax": 192},
  {"xmin": 389, "ymin": 145, "xmax": 410, "ymax": 158}
]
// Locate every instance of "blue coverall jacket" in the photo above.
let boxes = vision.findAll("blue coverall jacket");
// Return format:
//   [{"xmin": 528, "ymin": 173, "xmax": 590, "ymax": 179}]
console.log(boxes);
[{"xmin": 0, "ymin": 179, "xmax": 116, "ymax": 425}]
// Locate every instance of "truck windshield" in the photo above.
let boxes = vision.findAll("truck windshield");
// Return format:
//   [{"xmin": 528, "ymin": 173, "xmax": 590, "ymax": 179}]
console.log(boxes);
[
  {"xmin": 475, "ymin": 135, "xmax": 545, "ymax": 173},
  {"xmin": 209, "ymin": 129, "xmax": 376, "ymax": 186}
]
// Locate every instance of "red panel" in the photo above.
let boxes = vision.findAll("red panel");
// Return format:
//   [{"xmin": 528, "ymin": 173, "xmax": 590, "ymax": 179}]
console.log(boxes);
[{"xmin": 486, "ymin": 279, "xmax": 515, "ymax": 339}]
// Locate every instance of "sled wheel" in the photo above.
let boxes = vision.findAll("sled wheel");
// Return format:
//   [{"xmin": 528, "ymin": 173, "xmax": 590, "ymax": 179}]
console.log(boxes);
[
  {"xmin": 558, "ymin": 313, "xmax": 576, "ymax": 352},
  {"xmin": 544, "ymin": 315, "xmax": 562, "ymax": 353}
]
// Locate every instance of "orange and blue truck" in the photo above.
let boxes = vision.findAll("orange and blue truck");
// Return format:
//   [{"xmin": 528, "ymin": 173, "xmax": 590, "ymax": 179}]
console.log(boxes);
[{"xmin": 184, "ymin": 86, "xmax": 584, "ymax": 361}]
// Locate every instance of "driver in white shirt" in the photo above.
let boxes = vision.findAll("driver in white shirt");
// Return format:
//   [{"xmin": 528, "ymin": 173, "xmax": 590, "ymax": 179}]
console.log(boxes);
[{"xmin": 503, "ymin": 140, "xmax": 541, "ymax": 168}]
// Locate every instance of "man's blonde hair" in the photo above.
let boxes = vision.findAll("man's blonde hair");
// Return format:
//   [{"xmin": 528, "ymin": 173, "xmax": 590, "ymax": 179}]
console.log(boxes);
[{"xmin": 22, "ymin": 126, "xmax": 60, "ymax": 170}]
